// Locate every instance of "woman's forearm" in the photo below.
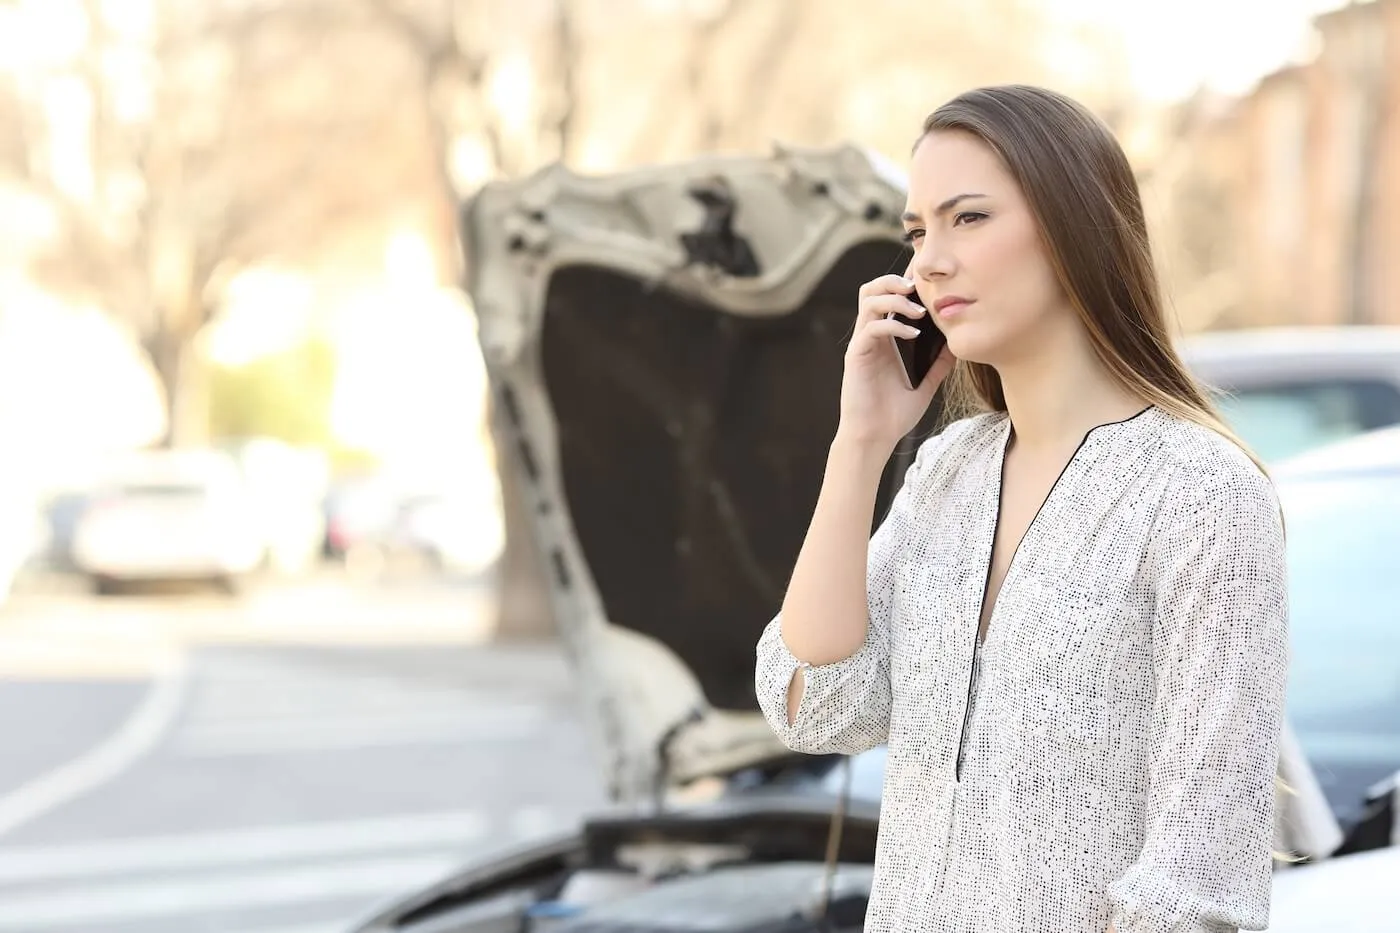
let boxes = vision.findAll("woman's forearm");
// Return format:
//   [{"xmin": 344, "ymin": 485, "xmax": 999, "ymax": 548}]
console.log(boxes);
[{"xmin": 778, "ymin": 430, "xmax": 892, "ymax": 667}]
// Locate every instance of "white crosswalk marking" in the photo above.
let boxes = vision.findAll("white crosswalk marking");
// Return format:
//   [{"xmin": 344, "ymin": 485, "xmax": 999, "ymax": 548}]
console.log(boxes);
[
  {"xmin": 0, "ymin": 854, "xmax": 460, "ymax": 930},
  {"xmin": 0, "ymin": 807, "xmax": 573, "ymax": 931},
  {"xmin": 225, "ymin": 926, "xmax": 341, "ymax": 933},
  {"xmin": 168, "ymin": 653, "xmax": 552, "ymax": 757},
  {"xmin": 0, "ymin": 810, "xmax": 490, "ymax": 883}
]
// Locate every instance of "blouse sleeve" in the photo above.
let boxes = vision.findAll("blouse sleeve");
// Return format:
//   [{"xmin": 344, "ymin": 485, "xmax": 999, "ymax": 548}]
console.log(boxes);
[
  {"xmin": 1107, "ymin": 465, "xmax": 1290, "ymax": 933},
  {"xmin": 753, "ymin": 425, "xmax": 949, "ymax": 757}
]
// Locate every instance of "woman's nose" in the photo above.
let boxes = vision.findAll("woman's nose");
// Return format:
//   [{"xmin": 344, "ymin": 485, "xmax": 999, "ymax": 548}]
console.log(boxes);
[{"xmin": 911, "ymin": 244, "xmax": 954, "ymax": 280}]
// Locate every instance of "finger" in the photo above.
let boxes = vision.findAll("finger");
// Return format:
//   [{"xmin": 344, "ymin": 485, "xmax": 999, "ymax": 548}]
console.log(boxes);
[
  {"xmin": 858, "ymin": 292, "xmax": 926, "ymax": 326},
  {"xmin": 853, "ymin": 316, "xmax": 922, "ymax": 350},
  {"xmin": 857, "ymin": 274, "xmax": 916, "ymax": 301}
]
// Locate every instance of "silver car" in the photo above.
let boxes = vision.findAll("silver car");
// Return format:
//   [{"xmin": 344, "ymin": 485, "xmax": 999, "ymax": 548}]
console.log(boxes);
[{"xmin": 1181, "ymin": 326, "xmax": 1400, "ymax": 463}]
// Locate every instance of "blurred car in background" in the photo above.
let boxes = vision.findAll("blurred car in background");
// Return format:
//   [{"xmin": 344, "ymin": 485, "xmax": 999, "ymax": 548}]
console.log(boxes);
[
  {"xmin": 1271, "ymin": 424, "xmax": 1400, "ymax": 830},
  {"xmin": 378, "ymin": 486, "xmax": 504, "ymax": 578},
  {"xmin": 0, "ymin": 480, "xmax": 45, "ymax": 607},
  {"xmin": 1180, "ymin": 326, "xmax": 1400, "ymax": 463},
  {"xmin": 323, "ymin": 474, "xmax": 401, "ymax": 566},
  {"xmin": 72, "ymin": 448, "xmax": 265, "ymax": 594},
  {"xmin": 219, "ymin": 436, "xmax": 329, "ymax": 576},
  {"xmin": 324, "ymin": 465, "xmax": 503, "ymax": 580},
  {"xmin": 1259, "ymin": 424, "xmax": 1400, "ymax": 932},
  {"xmin": 36, "ymin": 488, "xmax": 92, "ymax": 573},
  {"xmin": 351, "ymin": 145, "xmax": 1395, "ymax": 933}
]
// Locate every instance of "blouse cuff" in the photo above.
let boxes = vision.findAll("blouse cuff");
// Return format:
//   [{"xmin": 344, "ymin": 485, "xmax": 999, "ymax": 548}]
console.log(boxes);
[
  {"xmin": 754, "ymin": 617, "xmax": 875, "ymax": 737},
  {"xmin": 1108, "ymin": 867, "xmax": 1254, "ymax": 933}
]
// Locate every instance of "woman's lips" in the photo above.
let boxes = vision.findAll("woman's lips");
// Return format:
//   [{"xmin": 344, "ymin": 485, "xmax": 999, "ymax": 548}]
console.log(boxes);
[{"xmin": 934, "ymin": 298, "xmax": 973, "ymax": 319}]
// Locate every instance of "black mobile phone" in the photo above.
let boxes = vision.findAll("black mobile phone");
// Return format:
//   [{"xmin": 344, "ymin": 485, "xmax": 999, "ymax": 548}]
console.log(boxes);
[{"xmin": 886, "ymin": 290, "xmax": 946, "ymax": 390}]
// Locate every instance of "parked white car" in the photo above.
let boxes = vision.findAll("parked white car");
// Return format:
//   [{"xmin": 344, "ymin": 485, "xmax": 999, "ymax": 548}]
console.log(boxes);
[
  {"xmin": 0, "ymin": 481, "xmax": 43, "ymax": 607},
  {"xmin": 72, "ymin": 448, "xmax": 265, "ymax": 593},
  {"xmin": 219, "ymin": 436, "xmax": 329, "ymax": 576}
]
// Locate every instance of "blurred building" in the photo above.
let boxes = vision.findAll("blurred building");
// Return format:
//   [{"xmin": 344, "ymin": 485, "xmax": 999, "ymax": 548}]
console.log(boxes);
[{"xmin": 1166, "ymin": 0, "xmax": 1400, "ymax": 330}]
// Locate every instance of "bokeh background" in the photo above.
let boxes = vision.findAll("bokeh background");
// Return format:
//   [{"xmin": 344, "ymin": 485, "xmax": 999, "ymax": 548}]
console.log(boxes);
[{"xmin": 0, "ymin": 2, "xmax": 1395, "ymax": 932}]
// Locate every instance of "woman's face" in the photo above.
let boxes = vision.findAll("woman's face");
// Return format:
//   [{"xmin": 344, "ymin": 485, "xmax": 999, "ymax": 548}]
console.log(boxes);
[{"xmin": 902, "ymin": 129, "xmax": 1073, "ymax": 367}]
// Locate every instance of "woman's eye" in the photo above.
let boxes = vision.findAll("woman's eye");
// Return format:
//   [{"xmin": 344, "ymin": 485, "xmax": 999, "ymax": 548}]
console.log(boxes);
[
  {"xmin": 953, "ymin": 211, "xmax": 987, "ymax": 227},
  {"xmin": 901, "ymin": 228, "xmax": 925, "ymax": 245}
]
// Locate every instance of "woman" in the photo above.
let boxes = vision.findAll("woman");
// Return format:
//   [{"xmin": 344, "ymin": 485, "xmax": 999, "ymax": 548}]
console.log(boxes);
[{"xmin": 753, "ymin": 85, "xmax": 1289, "ymax": 933}]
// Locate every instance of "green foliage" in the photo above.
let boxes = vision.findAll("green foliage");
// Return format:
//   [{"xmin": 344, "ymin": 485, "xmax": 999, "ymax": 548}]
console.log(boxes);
[
  {"xmin": 326, "ymin": 443, "xmax": 381, "ymax": 473},
  {"xmin": 208, "ymin": 338, "xmax": 338, "ymax": 447}
]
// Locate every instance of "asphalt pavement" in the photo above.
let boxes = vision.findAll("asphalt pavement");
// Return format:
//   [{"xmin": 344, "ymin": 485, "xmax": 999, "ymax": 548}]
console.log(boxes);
[
  {"xmin": 0, "ymin": 679, "xmax": 149, "ymax": 795},
  {"xmin": 0, "ymin": 570, "xmax": 607, "ymax": 933}
]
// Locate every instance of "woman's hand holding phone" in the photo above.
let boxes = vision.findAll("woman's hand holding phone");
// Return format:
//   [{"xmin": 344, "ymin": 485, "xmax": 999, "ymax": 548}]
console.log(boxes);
[{"xmin": 838, "ymin": 274, "xmax": 955, "ymax": 452}]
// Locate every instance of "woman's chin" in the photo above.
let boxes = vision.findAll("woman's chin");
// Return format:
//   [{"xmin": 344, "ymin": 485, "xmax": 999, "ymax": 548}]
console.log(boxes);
[{"xmin": 944, "ymin": 330, "xmax": 1001, "ymax": 367}]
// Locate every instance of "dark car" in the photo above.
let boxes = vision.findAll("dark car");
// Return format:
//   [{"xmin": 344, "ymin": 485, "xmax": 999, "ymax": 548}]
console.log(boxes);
[{"xmin": 350, "ymin": 146, "xmax": 1393, "ymax": 933}]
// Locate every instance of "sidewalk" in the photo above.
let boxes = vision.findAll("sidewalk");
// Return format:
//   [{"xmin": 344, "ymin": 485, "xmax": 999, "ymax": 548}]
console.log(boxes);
[{"xmin": 0, "ymin": 573, "xmax": 498, "ymax": 680}]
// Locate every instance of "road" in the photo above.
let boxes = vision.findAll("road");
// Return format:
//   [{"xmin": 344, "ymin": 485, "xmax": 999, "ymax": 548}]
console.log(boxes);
[{"xmin": 0, "ymin": 571, "xmax": 607, "ymax": 933}]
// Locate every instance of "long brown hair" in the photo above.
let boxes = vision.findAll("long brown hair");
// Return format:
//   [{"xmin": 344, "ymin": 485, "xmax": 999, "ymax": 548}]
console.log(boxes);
[{"xmin": 920, "ymin": 85, "xmax": 1266, "ymax": 474}]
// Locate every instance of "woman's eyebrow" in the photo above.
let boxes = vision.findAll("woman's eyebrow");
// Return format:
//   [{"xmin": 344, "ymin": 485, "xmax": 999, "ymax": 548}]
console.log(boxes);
[{"xmin": 901, "ymin": 193, "xmax": 990, "ymax": 223}]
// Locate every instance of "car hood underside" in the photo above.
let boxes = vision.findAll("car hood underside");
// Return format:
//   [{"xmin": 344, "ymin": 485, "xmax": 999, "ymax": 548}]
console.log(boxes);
[{"xmin": 463, "ymin": 145, "xmax": 926, "ymax": 801}]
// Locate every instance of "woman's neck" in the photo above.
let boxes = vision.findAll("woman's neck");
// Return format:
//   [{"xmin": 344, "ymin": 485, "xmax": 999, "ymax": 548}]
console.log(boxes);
[{"xmin": 997, "ymin": 329, "xmax": 1148, "ymax": 454}]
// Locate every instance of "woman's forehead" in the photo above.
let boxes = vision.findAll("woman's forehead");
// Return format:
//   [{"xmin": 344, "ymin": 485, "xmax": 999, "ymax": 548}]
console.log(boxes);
[{"xmin": 906, "ymin": 132, "xmax": 1012, "ymax": 211}]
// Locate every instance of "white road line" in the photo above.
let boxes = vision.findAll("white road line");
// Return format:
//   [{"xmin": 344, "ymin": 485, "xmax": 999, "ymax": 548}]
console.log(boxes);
[
  {"xmin": 508, "ymin": 804, "xmax": 560, "ymax": 841},
  {"xmin": 182, "ymin": 695, "xmax": 542, "ymax": 725},
  {"xmin": 189, "ymin": 688, "xmax": 496, "ymax": 717},
  {"xmin": 0, "ymin": 809, "xmax": 491, "ymax": 884},
  {"xmin": 0, "ymin": 654, "xmax": 189, "ymax": 839},
  {"xmin": 174, "ymin": 707, "xmax": 548, "ymax": 756},
  {"xmin": 0, "ymin": 852, "xmax": 461, "ymax": 930}
]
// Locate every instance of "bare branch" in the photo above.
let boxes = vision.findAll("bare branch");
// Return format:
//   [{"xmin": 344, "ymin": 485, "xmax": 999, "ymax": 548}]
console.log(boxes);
[
  {"xmin": 361, "ymin": 0, "xmax": 448, "ymax": 59},
  {"xmin": 550, "ymin": 0, "xmax": 581, "ymax": 163},
  {"xmin": 14, "ymin": 0, "xmax": 426, "ymax": 443}
]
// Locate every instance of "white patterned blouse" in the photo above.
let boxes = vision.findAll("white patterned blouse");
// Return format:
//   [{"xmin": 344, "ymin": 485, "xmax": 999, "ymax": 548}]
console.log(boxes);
[{"xmin": 754, "ymin": 406, "xmax": 1290, "ymax": 933}]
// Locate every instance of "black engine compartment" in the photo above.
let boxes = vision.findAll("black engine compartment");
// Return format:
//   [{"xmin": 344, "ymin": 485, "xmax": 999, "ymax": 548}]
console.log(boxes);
[
  {"xmin": 540, "ymin": 241, "xmax": 940, "ymax": 713},
  {"xmin": 373, "ymin": 797, "xmax": 881, "ymax": 933}
]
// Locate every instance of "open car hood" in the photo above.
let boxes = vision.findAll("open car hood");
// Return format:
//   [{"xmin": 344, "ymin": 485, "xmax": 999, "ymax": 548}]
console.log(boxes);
[{"xmin": 461, "ymin": 144, "xmax": 925, "ymax": 804}]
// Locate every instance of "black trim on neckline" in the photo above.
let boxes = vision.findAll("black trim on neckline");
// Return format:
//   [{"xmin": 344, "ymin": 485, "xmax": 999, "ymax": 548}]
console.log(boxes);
[
  {"xmin": 1085, "ymin": 403, "xmax": 1156, "ymax": 436},
  {"xmin": 1004, "ymin": 404, "xmax": 1155, "ymax": 444}
]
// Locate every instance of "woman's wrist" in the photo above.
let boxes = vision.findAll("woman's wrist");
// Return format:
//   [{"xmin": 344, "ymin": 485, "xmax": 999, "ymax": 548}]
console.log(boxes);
[{"xmin": 828, "ymin": 428, "xmax": 896, "ymax": 479}]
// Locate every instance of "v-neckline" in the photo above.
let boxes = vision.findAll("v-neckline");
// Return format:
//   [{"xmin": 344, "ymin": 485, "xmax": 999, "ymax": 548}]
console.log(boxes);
[
  {"xmin": 975, "ymin": 424, "xmax": 1017, "ymax": 649},
  {"xmin": 953, "ymin": 406, "xmax": 1156, "ymax": 780},
  {"xmin": 973, "ymin": 406, "xmax": 1155, "ymax": 648}
]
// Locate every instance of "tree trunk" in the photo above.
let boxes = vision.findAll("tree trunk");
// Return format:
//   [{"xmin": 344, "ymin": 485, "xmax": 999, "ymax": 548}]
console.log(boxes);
[{"xmin": 147, "ymin": 326, "xmax": 210, "ymax": 448}]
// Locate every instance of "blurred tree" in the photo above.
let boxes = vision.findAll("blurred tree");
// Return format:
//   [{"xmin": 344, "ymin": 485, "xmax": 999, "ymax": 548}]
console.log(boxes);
[
  {"xmin": 7, "ymin": 0, "xmax": 413, "ymax": 447},
  {"xmin": 363, "ymin": 0, "xmax": 1134, "ymax": 640},
  {"xmin": 1135, "ymin": 94, "xmax": 1247, "ymax": 332},
  {"xmin": 618, "ymin": 0, "xmax": 1135, "ymax": 165},
  {"xmin": 1345, "ymin": 7, "xmax": 1384, "ymax": 326},
  {"xmin": 208, "ymin": 337, "xmax": 338, "ymax": 447},
  {"xmin": 359, "ymin": 0, "xmax": 591, "ymax": 281},
  {"xmin": 361, "ymin": 0, "xmax": 592, "ymax": 640}
]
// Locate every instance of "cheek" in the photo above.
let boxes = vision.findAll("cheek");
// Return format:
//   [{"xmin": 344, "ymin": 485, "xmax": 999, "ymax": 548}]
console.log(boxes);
[{"xmin": 977, "ymin": 228, "xmax": 1062, "ymax": 318}]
